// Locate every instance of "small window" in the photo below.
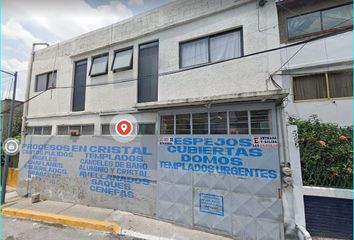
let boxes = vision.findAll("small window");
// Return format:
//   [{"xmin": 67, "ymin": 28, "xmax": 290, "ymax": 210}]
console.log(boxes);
[
  {"xmin": 34, "ymin": 127, "xmax": 42, "ymax": 135},
  {"xmin": 58, "ymin": 126, "xmax": 69, "ymax": 135},
  {"xmin": 192, "ymin": 113, "xmax": 208, "ymax": 134},
  {"xmin": 210, "ymin": 112, "xmax": 227, "ymax": 134},
  {"xmin": 176, "ymin": 114, "xmax": 191, "ymax": 134},
  {"xmin": 89, "ymin": 54, "xmax": 108, "ymax": 76},
  {"xmin": 42, "ymin": 126, "xmax": 52, "ymax": 135},
  {"xmin": 229, "ymin": 111, "xmax": 249, "ymax": 134},
  {"xmin": 293, "ymin": 74, "xmax": 327, "ymax": 100},
  {"xmin": 57, "ymin": 125, "xmax": 94, "ymax": 135},
  {"xmin": 160, "ymin": 115, "xmax": 174, "ymax": 135},
  {"xmin": 138, "ymin": 123, "xmax": 155, "ymax": 135},
  {"xmin": 101, "ymin": 124, "xmax": 111, "ymax": 135},
  {"xmin": 112, "ymin": 48, "xmax": 133, "ymax": 72},
  {"xmin": 81, "ymin": 125, "xmax": 94, "ymax": 135},
  {"xmin": 328, "ymin": 70, "xmax": 353, "ymax": 98},
  {"xmin": 35, "ymin": 71, "xmax": 57, "ymax": 92},
  {"xmin": 27, "ymin": 126, "xmax": 52, "ymax": 135},
  {"xmin": 251, "ymin": 110, "xmax": 271, "ymax": 135}
]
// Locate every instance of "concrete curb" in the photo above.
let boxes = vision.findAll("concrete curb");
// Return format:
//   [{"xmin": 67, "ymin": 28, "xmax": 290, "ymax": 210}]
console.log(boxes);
[{"xmin": 2, "ymin": 208, "xmax": 121, "ymax": 234}]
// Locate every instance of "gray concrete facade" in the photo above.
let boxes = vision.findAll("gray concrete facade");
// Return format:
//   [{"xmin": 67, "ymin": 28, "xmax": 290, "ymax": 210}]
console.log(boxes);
[{"xmin": 18, "ymin": 0, "xmax": 300, "ymax": 239}]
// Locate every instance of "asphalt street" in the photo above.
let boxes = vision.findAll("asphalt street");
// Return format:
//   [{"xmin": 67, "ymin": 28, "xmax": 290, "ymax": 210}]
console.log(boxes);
[{"xmin": 2, "ymin": 217, "xmax": 142, "ymax": 240}]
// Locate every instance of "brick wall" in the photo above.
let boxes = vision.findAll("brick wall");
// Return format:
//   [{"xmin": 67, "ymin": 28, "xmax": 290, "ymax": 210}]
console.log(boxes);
[{"xmin": 304, "ymin": 195, "xmax": 353, "ymax": 239}]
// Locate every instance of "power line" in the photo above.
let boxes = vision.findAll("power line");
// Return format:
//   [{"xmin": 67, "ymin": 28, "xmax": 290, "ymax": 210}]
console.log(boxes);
[{"xmin": 1, "ymin": 27, "xmax": 351, "ymax": 115}]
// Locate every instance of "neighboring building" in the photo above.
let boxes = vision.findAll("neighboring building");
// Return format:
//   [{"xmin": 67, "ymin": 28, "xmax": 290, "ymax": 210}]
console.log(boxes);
[
  {"xmin": 19, "ymin": 0, "xmax": 352, "ymax": 239},
  {"xmin": 1, "ymin": 98, "xmax": 24, "ymax": 168},
  {"xmin": 1, "ymin": 98, "xmax": 24, "ymax": 141},
  {"xmin": 277, "ymin": 0, "xmax": 353, "ymax": 126},
  {"xmin": 276, "ymin": 1, "xmax": 353, "ymax": 239}
]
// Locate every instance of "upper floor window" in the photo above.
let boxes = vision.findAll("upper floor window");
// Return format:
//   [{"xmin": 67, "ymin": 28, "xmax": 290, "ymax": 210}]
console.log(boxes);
[
  {"xmin": 180, "ymin": 29, "xmax": 242, "ymax": 68},
  {"xmin": 35, "ymin": 71, "xmax": 56, "ymax": 92},
  {"xmin": 26, "ymin": 126, "xmax": 52, "ymax": 135},
  {"xmin": 112, "ymin": 47, "xmax": 133, "ymax": 72},
  {"xmin": 287, "ymin": 3, "xmax": 352, "ymax": 39},
  {"xmin": 57, "ymin": 124, "xmax": 94, "ymax": 135},
  {"xmin": 89, "ymin": 53, "xmax": 108, "ymax": 77},
  {"xmin": 293, "ymin": 69, "xmax": 353, "ymax": 101}
]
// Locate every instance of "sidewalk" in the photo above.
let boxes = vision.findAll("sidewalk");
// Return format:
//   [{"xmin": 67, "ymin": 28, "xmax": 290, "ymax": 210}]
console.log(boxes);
[{"xmin": 2, "ymin": 190, "xmax": 232, "ymax": 240}]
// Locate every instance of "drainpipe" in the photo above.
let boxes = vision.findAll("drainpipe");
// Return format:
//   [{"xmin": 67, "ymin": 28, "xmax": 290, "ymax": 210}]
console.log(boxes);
[
  {"xmin": 21, "ymin": 43, "xmax": 49, "ymax": 196},
  {"xmin": 21, "ymin": 43, "xmax": 49, "ymax": 142}
]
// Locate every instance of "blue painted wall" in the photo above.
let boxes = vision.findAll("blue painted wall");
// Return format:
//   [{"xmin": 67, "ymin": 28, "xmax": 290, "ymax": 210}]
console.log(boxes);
[{"xmin": 304, "ymin": 196, "xmax": 353, "ymax": 239}]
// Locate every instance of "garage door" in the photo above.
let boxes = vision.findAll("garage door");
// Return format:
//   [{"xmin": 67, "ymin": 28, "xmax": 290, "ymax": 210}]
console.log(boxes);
[{"xmin": 156, "ymin": 104, "xmax": 284, "ymax": 239}]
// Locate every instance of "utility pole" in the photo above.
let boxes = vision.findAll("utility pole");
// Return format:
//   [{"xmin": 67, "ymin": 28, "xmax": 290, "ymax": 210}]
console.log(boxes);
[{"xmin": 1, "ymin": 70, "xmax": 18, "ymax": 204}]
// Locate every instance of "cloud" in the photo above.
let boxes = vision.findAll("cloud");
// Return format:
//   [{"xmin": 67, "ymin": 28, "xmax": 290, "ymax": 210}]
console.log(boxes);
[
  {"xmin": 128, "ymin": 0, "xmax": 145, "ymax": 6},
  {"xmin": 2, "ymin": 0, "xmax": 134, "ymax": 100},
  {"xmin": 2, "ymin": 58, "xmax": 28, "ymax": 72},
  {"xmin": 3, "ymin": 0, "xmax": 134, "ymax": 41},
  {"xmin": 2, "ymin": 20, "xmax": 40, "ymax": 47}
]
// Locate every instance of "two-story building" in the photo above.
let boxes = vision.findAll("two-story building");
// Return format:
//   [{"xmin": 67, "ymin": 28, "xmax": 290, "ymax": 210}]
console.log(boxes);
[
  {"xmin": 276, "ymin": 1, "xmax": 353, "ymax": 239},
  {"xmin": 277, "ymin": 0, "xmax": 352, "ymax": 126},
  {"xmin": 17, "ymin": 0, "xmax": 308, "ymax": 239}
]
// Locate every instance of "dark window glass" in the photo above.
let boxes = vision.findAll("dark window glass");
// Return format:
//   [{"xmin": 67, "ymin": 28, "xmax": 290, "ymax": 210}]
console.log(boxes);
[
  {"xmin": 210, "ymin": 112, "xmax": 227, "ymax": 134},
  {"xmin": 251, "ymin": 110, "xmax": 271, "ymax": 135},
  {"xmin": 176, "ymin": 114, "xmax": 191, "ymax": 134},
  {"xmin": 160, "ymin": 115, "xmax": 174, "ymax": 134},
  {"xmin": 192, "ymin": 113, "xmax": 208, "ymax": 134},
  {"xmin": 112, "ymin": 48, "xmax": 133, "ymax": 71},
  {"xmin": 72, "ymin": 60, "xmax": 87, "ymax": 111},
  {"xmin": 36, "ymin": 74, "xmax": 47, "ymax": 92},
  {"xmin": 229, "ymin": 111, "xmax": 249, "ymax": 134},
  {"xmin": 90, "ymin": 54, "xmax": 108, "ymax": 76},
  {"xmin": 101, "ymin": 124, "xmax": 110, "ymax": 135},
  {"xmin": 81, "ymin": 125, "xmax": 94, "ymax": 135},
  {"xmin": 328, "ymin": 70, "xmax": 353, "ymax": 98},
  {"xmin": 58, "ymin": 126, "xmax": 69, "ymax": 135},
  {"xmin": 33, "ymin": 127, "xmax": 42, "ymax": 135},
  {"xmin": 138, "ymin": 42, "xmax": 158, "ymax": 103},
  {"xmin": 138, "ymin": 123, "xmax": 156, "ymax": 135},
  {"xmin": 294, "ymin": 74, "xmax": 327, "ymax": 100},
  {"xmin": 42, "ymin": 126, "xmax": 52, "ymax": 135}
]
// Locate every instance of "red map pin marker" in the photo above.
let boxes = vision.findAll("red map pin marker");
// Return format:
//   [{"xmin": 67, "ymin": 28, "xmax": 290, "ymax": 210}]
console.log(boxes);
[{"xmin": 116, "ymin": 119, "xmax": 133, "ymax": 136}]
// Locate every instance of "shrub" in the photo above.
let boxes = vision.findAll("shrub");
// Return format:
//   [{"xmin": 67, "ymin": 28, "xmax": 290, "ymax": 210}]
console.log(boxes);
[{"xmin": 289, "ymin": 115, "xmax": 352, "ymax": 189}]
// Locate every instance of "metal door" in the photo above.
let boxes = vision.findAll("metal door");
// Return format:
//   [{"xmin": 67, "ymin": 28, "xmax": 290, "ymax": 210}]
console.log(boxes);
[{"xmin": 156, "ymin": 105, "xmax": 284, "ymax": 239}]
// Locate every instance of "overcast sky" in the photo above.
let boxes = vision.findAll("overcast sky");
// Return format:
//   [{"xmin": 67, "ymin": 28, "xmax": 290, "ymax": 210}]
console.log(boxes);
[{"xmin": 1, "ymin": 0, "xmax": 172, "ymax": 100}]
